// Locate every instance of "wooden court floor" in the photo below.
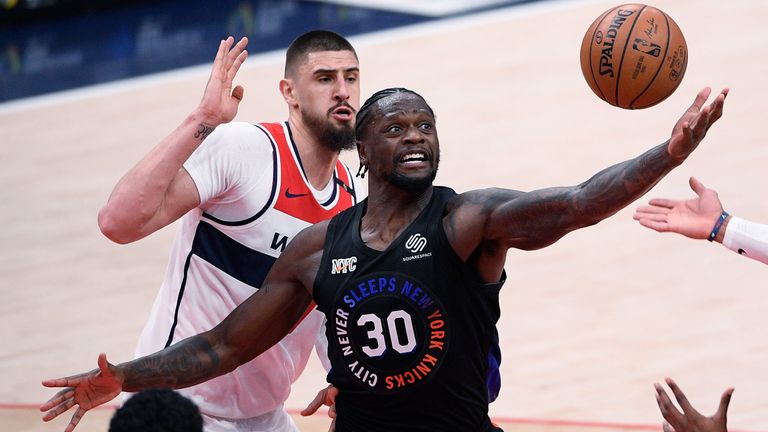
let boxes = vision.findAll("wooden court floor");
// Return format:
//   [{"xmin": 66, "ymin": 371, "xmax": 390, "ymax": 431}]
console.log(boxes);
[{"xmin": 1, "ymin": 0, "xmax": 766, "ymax": 431}]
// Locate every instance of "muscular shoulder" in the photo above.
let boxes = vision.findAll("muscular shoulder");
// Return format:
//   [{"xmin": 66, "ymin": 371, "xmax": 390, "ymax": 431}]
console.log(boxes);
[{"xmin": 446, "ymin": 188, "xmax": 525, "ymax": 216}]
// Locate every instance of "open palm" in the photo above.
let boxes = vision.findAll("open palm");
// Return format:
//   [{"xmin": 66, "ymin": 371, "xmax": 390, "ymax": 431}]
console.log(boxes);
[{"xmin": 41, "ymin": 353, "xmax": 123, "ymax": 432}]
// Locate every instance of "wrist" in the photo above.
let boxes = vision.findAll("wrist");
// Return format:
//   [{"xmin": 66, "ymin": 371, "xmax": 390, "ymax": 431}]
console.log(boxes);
[
  {"xmin": 708, "ymin": 211, "xmax": 729, "ymax": 242},
  {"xmin": 187, "ymin": 109, "xmax": 219, "ymax": 141},
  {"xmin": 714, "ymin": 214, "xmax": 731, "ymax": 243},
  {"xmin": 664, "ymin": 141, "xmax": 687, "ymax": 167}
]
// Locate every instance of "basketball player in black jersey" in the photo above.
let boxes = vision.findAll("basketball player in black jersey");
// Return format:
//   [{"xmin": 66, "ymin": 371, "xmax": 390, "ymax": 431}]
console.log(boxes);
[{"xmin": 43, "ymin": 86, "xmax": 728, "ymax": 432}]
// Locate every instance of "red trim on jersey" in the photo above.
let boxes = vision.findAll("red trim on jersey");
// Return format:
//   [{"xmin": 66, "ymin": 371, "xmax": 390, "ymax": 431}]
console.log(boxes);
[
  {"xmin": 260, "ymin": 122, "xmax": 355, "ymax": 224},
  {"xmin": 289, "ymin": 300, "xmax": 319, "ymax": 333}
]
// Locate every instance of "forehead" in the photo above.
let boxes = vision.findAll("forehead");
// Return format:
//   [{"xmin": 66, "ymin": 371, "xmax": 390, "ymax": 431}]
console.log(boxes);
[
  {"xmin": 299, "ymin": 50, "xmax": 359, "ymax": 73},
  {"xmin": 376, "ymin": 93, "xmax": 432, "ymax": 118}
]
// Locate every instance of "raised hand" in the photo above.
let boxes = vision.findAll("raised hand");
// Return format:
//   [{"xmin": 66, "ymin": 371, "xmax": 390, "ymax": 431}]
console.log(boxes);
[
  {"xmin": 654, "ymin": 378, "xmax": 733, "ymax": 432},
  {"xmin": 40, "ymin": 353, "xmax": 123, "ymax": 432},
  {"xmin": 301, "ymin": 384, "xmax": 339, "ymax": 432},
  {"xmin": 667, "ymin": 87, "xmax": 728, "ymax": 163},
  {"xmin": 633, "ymin": 176, "xmax": 724, "ymax": 239},
  {"xmin": 198, "ymin": 36, "xmax": 249, "ymax": 127}
]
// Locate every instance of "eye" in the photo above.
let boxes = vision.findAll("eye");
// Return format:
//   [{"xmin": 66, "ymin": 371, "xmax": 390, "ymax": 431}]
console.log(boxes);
[
  {"xmin": 318, "ymin": 76, "xmax": 332, "ymax": 83},
  {"xmin": 386, "ymin": 125, "xmax": 403, "ymax": 133},
  {"xmin": 419, "ymin": 122, "xmax": 433, "ymax": 130},
  {"xmin": 346, "ymin": 76, "xmax": 357, "ymax": 83}
]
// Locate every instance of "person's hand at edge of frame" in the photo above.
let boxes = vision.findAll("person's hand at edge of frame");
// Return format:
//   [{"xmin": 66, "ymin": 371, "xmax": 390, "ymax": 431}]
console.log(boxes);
[
  {"xmin": 40, "ymin": 353, "xmax": 123, "ymax": 432},
  {"xmin": 654, "ymin": 377, "xmax": 733, "ymax": 432}
]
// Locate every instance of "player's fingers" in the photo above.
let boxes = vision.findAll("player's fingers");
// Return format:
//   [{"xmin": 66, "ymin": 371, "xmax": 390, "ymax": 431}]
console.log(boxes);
[
  {"xmin": 64, "ymin": 406, "xmax": 87, "ymax": 432},
  {"xmin": 329, "ymin": 403, "xmax": 337, "ymax": 419},
  {"xmin": 689, "ymin": 87, "xmax": 711, "ymax": 111},
  {"xmin": 328, "ymin": 418, "xmax": 336, "ymax": 432},
  {"xmin": 681, "ymin": 121, "xmax": 695, "ymax": 145},
  {"xmin": 42, "ymin": 376, "xmax": 84, "ymax": 388},
  {"xmin": 635, "ymin": 212, "xmax": 667, "ymax": 223},
  {"xmin": 327, "ymin": 386, "xmax": 339, "ymax": 403},
  {"xmin": 715, "ymin": 388, "xmax": 734, "ymax": 419},
  {"xmin": 708, "ymin": 88, "xmax": 728, "ymax": 123},
  {"xmin": 97, "ymin": 353, "xmax": 113, "ymax": 378},
  {"xmin": 224, "ymin": 36, "xmax": 247, "ymax": 70},
  {"xmin": 42, "ymin": 398, "xmax": 76, "ymax": 422},
  {"xmin": 691, "ymin": 104, "xmax": 712, "ymax": 137},
  {"xmin": 40, "ymin": 388, "xmax": 75, "ymax": 411},
  {"xmin": 232, "ymin": 85, "xmax": 245, "ymax": 102},
  {"xmin": 655, "ymin": 383, "xmax": 686, "ymax": 425},
  {"xmin": 635, "ymin": 203, "xmax": 670, "ymax": 214},
  {"xmin": 228, "ymin": 50, "xmax": 248, "ymax": 82},
  {"xmin": 662, "ymin": 421, "xmax": 676, "ymax": 432},
  {"xmin": 300, "ymin": 389, "xmax": 327, "ymax": 416},
  {"xmin": 665, "ymin": 378, "xmax": 698, "ymax": 417},
  {"xmin": 638, "ymin": 219, "xmax": 668, "ymax": 232},
  {"xmin": 647, "ymin": 199, "xmax": 677, "ymax": 209},
  {"xmin": 688, "ymin": 177, "xmax": 706, "ymax": 196},
  {"xmin": 211, "ymin": 39, "xmax": 227, "ymax": 73}
]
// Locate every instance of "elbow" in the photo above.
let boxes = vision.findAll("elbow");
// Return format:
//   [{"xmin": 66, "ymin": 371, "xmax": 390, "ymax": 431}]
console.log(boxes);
[{"xmin": 97, "ymin": 206, "xmax": 141, "ymax": 244}]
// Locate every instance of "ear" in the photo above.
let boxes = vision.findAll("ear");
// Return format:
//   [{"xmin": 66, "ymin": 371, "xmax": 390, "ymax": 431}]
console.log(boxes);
[
  {"xmin": 356, "ymin": 140, "xmax": 367, "ymax": 163},
  {"xmin": 279, "ymin": 78, "xmax": 298, "ymax": 107}
]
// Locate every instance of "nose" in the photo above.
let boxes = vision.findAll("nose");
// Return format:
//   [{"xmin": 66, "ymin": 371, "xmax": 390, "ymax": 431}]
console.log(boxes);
[
  {"xmin": 334, "ymin": 76, "xmax": 350, "ymax": 102},
  {"xmin": 403, "ymin": 125, "xmax": 424, "ymax": 145}
]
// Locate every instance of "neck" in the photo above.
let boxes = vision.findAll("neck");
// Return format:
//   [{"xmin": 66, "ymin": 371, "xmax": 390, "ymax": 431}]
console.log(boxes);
[
  {"xmin": 360, "ymin": 182, "xmax": 434, "ymax": 251},
  {"xmin": 287, "ymin": 113, "xmax": 339, "ymax": 190}
]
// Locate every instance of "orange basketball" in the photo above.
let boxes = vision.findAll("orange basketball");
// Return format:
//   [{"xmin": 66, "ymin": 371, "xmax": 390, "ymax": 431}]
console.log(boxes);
[{"xmin": 580, "ymin": 4, "xmax": 687, "ymax": 109}]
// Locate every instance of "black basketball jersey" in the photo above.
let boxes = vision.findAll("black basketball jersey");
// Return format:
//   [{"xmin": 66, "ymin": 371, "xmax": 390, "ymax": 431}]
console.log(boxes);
[{"xmin": 313, "ymin": 186, "xmax": 504, "ymax": 432}]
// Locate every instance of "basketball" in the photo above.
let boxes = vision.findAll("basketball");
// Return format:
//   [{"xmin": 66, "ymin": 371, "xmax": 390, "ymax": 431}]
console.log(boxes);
[{"xmin": 579, "ymin": 4, "xmax": 687, "ymax": 109}]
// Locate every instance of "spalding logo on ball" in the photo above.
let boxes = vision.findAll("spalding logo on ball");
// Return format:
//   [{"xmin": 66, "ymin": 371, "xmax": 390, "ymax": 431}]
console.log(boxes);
[{"xmin": 580, "ymin": 4, "xmax": 687, "ymax": 109}]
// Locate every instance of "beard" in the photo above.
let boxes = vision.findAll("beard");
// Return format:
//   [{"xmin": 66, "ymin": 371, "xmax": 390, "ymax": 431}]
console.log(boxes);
[
  {"xmin": 387, "ymin": 155, "xmax": 440, "ymax": 194},
  {"xmin": 301, "ymin": 105, "xmax": 356, "ymax": 152}
]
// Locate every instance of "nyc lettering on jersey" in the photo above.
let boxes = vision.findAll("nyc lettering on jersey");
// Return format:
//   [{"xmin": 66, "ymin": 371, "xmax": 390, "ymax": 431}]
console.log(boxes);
[{"xmin": 331, "ymin": 256, "xmax": 357, "ymax": 274}]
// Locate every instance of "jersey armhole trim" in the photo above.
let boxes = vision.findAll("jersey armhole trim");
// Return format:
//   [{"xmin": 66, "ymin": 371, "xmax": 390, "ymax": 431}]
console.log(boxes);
[{"xmin": 201, "ymin": 123, "xmax": 279, "ymax": 226}]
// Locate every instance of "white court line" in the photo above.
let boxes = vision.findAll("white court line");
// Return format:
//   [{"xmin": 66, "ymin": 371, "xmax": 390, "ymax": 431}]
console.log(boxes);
[{"xmin": 0, "ymin": 0, "xmax": 605, "ymax": 115}]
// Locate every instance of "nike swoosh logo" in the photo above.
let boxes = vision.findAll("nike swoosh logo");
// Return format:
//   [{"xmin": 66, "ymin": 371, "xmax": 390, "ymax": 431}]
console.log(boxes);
[
  {"xmin": 285, "ymin": 188, "xmax": 308, "ymax": 199},
  {"xmin": 738, "ymin": 248, "xmax": 747, "ymax": 255}
]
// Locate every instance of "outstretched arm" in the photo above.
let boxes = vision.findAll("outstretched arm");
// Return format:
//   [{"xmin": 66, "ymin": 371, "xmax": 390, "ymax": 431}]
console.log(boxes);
[
  {"xmin": 634, "ymin": 177, "xmax": 768, "ymax": 265},
  {"xmin": 445, "ymin": 88, "xmax": 727, "ymax": 277},
  {"xmin": 98, "ymin": 37, "xmax": 249, "ymax": 244},
  {"xmin": 654, "ymin": 378, "xmax": 732, "ymax": 432},
  {"xmin": 41, "ymin": 223, "xmax": 327, "ymax": 432}
]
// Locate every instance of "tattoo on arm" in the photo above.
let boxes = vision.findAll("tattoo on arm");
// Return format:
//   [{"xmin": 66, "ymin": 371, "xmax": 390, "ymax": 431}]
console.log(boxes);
[
  {"xmin": 121, "ymin": 336, "xmax": 222, "ymax": 391},
  {"xmin": 486, "ymin": 142, "xmax": 676, "ymax": 249},
  {"xmin": 194, "ymin": 123, "xmax": 215, "ymax": 140},
  {"xmin": 573, "ymin": 141, "xmax": 672, "ymax": 218}
]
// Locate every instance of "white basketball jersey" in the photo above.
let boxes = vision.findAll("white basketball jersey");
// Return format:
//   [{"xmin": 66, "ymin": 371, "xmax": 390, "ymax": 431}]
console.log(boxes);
[{"xmin": 134, "ymin": 121, "xmax": 363, "ymax": 419}]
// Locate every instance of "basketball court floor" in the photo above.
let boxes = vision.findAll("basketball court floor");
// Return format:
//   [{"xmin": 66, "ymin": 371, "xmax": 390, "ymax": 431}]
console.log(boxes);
[{"xmin": 1, "ymin": 0, "xmax": 766, "ymax": 430}]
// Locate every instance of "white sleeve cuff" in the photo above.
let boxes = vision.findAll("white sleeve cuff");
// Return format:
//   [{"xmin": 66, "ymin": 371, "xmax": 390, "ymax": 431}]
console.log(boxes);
[{"xmin": 722, "ymin": 216, "xmax": 768, "ymax": 265}]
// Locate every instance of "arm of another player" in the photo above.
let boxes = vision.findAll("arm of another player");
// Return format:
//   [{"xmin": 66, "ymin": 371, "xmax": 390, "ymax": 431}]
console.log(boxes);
[
  {"xmin": 40, "ymin": 222, "xmax": 327, "ymax": 432},
  {"xmin": 634, "ymin": 176, "xmax": 768, "ymax": 265},
  {"xmin": 654, "ymin": 378, "xmax": 733, "ymax": 432},
  {"xmin": 97, "ymin": 37, "xmax": 248, "ymax": 244},
  {"xmin": 460, "ymin": 88, "xmax": 727, "ymax": 251}
]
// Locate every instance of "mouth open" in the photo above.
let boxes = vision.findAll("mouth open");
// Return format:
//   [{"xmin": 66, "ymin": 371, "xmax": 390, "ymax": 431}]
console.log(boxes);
[
  {"xmin": 398, "ymin": 151, "xmax": 430, "ymax": 168},
  {"xmin": 331, "ymin": 106, "xmax": 354, "ymax": 122}
]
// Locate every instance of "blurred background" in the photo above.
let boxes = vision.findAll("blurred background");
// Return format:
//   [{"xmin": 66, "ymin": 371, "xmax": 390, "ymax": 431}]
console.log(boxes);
[
  {"xmin": 0, "ymin": 0, "xmax": 532, "ymax": 102},
  {"xmin": 2, "ymin": 1, "xmax": 766, "ymax": 431}
]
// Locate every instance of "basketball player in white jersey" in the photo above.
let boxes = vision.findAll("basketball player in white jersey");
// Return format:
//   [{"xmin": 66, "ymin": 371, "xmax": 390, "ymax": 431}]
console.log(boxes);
[{"xmin": 94, "ymin": 31, "xmax": 364, "ymax": 432}]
